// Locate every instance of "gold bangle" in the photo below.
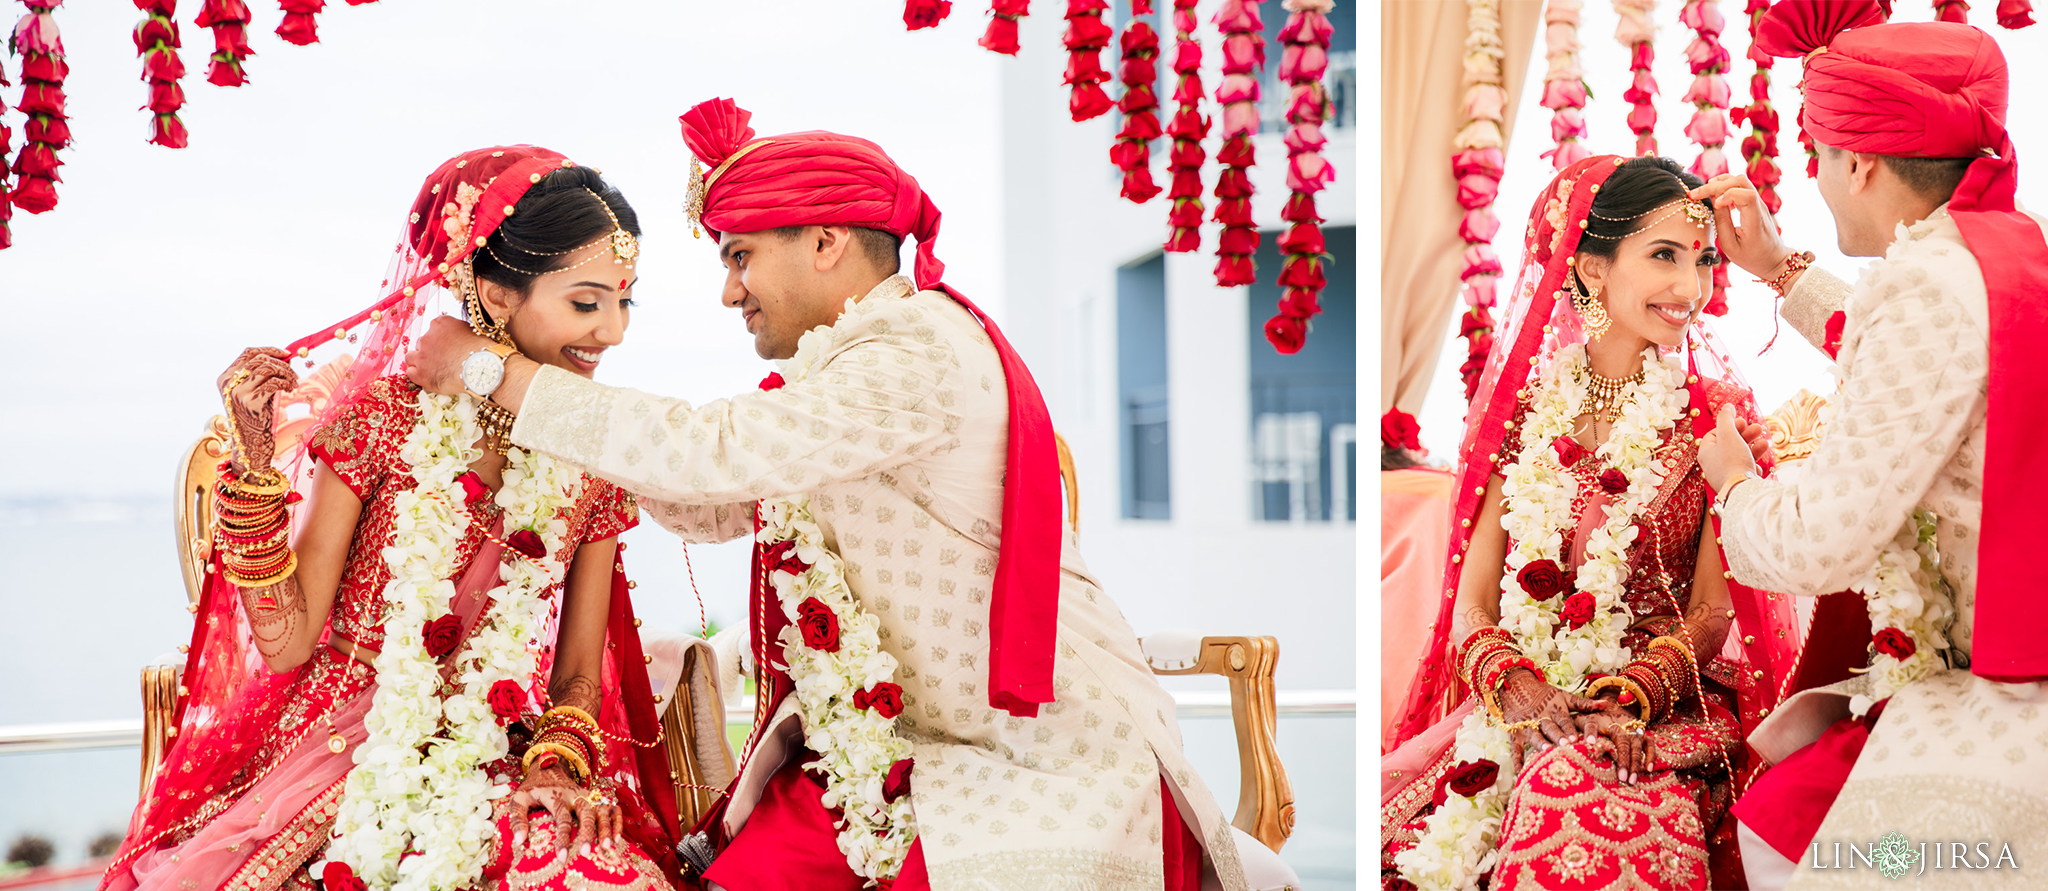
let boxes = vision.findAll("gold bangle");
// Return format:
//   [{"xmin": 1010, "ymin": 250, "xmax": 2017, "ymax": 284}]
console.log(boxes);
[
  {"xmin": 523, "ymin": 741, "xmax": 591, "ymax": 785},
  {"xmin": 1586, "ymin": 674, "xmax": 1649, "ymax": 718},
  {"xmin": 222, "ymin": 552, "xmax": 298, "ymax": 588},
  {"xmin": 543, "ymin": 704, "xmax": 601, "ymax": 731}
]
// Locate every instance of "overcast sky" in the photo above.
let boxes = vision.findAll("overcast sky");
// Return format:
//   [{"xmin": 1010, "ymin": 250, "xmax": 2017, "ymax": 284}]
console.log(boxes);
[{"xmin": 0, "ymin": 0, "xmax": 1006, "ymax": 498}]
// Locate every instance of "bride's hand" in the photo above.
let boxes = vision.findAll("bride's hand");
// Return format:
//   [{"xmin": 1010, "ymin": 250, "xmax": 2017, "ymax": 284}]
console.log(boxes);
[
  {"xmin": 1698, "ymin": 404, "xmax": 1759, "ymax": 499},
  {"xmin": 1499, "ymin": 668, "xmax": 1603, "ymax": 758},
  {"xmin": 505, "ymin": 766, "xmax": 623, "ymax": 860},
  {"xmin": 1576, "ymin": 700, "xmax": 1657, "ymax": 784},
  {"xmin": 216, "ymin": 347, "xmax": 297, "ymax": 474}
]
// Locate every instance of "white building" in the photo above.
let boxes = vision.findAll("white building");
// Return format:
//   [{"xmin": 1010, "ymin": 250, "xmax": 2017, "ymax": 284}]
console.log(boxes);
[{"xmin": 989, "ymin": 4, "xmax": 1357, "ymax": 884}]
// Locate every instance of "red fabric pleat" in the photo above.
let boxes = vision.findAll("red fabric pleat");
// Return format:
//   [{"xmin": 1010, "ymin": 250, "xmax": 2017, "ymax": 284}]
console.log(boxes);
[
  {"xmin": 1730, "ymin": 700, "xmax": 1887, "ymax": 860},
  {"xmin": 1160, "ymin": 781, "xmax": 1202, "ymax": 891},
  {"xmin": 607, "ymin": 551, "xmax": 688, "ymax": 887}
]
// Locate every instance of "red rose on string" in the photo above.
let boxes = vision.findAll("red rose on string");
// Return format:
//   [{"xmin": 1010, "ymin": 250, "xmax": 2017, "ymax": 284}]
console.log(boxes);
[
  {"xmin": 422, "ymin": 614, "xmax": 462, "ymax": 659},
  {"xmin": 884, "ymin": 757, "xmax": 915, "ymax": 802},
  {"xmin": 1517, "ymin": 559, "xmax": 1567, "ymax": 601},
  {"xmin": 1553, "ymin": 436, "xmax": 1589, "ymax": 467},
  {"xmin": 1873, "ymin": 628, "xmax": 1917, "ymax": 660},
  {"xmin": 1381, "ymin": 409, "xmax": 1421, "ymax": 452},
  {"xmin": 759, "ymin": 371, "xmax": 785, "ymax": 391},
  {"xmin": 903, "ymin": 0, "xmax": 952, "ymax": 29},
  {"xmin": 763, "ymin": 539, "xmax": 811, "ymax": 577},
  {"xmin": 487, "ymin": 679, "xmax": 525, "ymax": 724},
  {"xmin": 1560, "ymin": 592, "xmax": 1597, "ymax": 629},
  {"xmin": 797, "ymin": 597, "xmax": 841, "ymax": 652},
  {"xmin": 507, "ymin": 529, "xmax": 547, "ymax": 560},
  {"xmin": 1598, "ymin": 468, "xmax": 1631, "ymax": 495},
  {"xmin": 323, "ymin": 861, "xmax": 366, "ymax": 891},
  {"xmin": 1262, "ymin": 315, "xmax": 1305, "ymax": 354},
  {"xmin": 853, "ymin": 682, "xmax": 906, "ymax": 718}
]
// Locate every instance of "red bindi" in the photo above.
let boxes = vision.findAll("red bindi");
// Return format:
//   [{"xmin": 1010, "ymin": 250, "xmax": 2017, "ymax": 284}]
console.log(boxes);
[
  {"xmin": 1692, "ymin": 240, "xmax": 1701, "ymax": 250},
  {"xmin": 619, "ymin": 279, "xmax": 629, "ymax": 289}
]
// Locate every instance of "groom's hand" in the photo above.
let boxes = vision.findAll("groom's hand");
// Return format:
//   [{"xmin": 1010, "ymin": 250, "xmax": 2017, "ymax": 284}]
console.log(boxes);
[
  {"xmin": 1689, "ymin": 173, "xmax": 1798, "ymax": 282},
  {"xmin": 405, "ymin": 316, "xmax": 486, "ymax": 396}
]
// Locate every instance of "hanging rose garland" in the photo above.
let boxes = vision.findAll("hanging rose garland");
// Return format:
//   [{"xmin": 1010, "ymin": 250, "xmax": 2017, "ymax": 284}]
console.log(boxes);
[
  {"xmin": 1211, "ymin": 0, "xmax": 1263, "ymax": 288},
  {"xmin": 903, "ymin": 0, "xmax": 952, "ymax": 29},
  {"xmin": 1998, "ymin": 0, "xmax": 2037, "ymax": 27},
  {"xmin": 194, "ymin": 0, "xmax": 253, "ymax": 86},
  {"xmin": 11, "ymin": 0, "xmax": 68, "ymax": 216},
  {"xmin": 1162, "ymin": 0, "xmax": 1206, "ymax": 252},
  {"xmin": 1456, "ymin": 0, "xmax": 1507, "ymax": 402},
  {"xmin": 1614, "ymin": 0, "xmax": 1658, "ymax": 157},
  {"xmin": 276, "ymin": 0, "xmax": 322, "ymax": 45},
  {"xmin": 0, "ymin": 58, "xmax": 11, "ymax": 250},
  {"xmin": 1111, "ymin": 2, "xmax": 1162, "ymax": 203},
  {"xmin": 1680, "ymin": 0, "xmax": 1730, "ymax": 180},
  {"xmin": 1539, "ymin": 0, "xmax": 1590, "ymax": 170},
  {"xmin": 979, "ymin": 0, "xmax": 1029, "ymax": 54},
  {"xmin": 134, "ymin": 0, "xmax": 188, "ymax": 148},
  {"xmin": 1064, "ymin": 0, "xmax": 1115, "ymax": 120},
  {"xmin": 1262, "ymin": 0, "xmax": 1335, "ymax": 355},
  {"xmin": 1733, "ymin": 0, "xmax": 1781, "ymax": 213}
]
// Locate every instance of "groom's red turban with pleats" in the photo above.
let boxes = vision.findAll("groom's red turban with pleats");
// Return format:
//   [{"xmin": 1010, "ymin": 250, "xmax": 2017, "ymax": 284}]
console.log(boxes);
[
  {"xmin": 1757, "ymin": 1, "xmax": 2048, "ymax": 682},
  {"xmin": 679, "ymin": 98, "xmax": 1062, "ymax": 717}
]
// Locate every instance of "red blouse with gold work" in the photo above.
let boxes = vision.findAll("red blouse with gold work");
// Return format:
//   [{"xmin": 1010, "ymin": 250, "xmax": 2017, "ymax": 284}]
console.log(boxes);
[{"xmin": 306, "ymin": 375, "xmax": 638, "ymax": 652}]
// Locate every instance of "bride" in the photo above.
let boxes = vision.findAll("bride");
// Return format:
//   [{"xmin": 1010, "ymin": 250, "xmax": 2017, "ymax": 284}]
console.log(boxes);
[
  {"xmin": 1380, "ymin": 155, "xmax": 1800, "ymax": 891},
  {"xmin": 103, "ymin": 146, "xmax": 687, "ymax": 891}
]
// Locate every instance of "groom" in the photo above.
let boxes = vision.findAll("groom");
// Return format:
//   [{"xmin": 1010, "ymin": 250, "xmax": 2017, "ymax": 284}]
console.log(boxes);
[
  {"xmin": 1693, "ymin": 2, "xmax": 2048, "ymax": 887},
  {"xmin": 407, "ymin": 99, "xmax": 1254, "ymax": 891}
]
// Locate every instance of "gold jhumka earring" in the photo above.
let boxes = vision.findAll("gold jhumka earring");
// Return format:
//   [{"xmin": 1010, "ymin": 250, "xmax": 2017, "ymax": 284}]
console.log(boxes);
[{"xmin": 1563, "ymin": 271, "xmax": 1612, "ymax": 341}]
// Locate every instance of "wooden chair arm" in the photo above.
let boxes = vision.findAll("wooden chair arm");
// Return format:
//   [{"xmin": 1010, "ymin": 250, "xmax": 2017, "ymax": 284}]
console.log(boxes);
[
  {"xmin": 1149, "ymin": 635, "xmax": 1294, "ymax": 853},
  {"xmin": 658, "ymin": 638, "xmax": 738, "ymax": 831},
  {"xmin": 139, "ymin": 664, "xmax": 182, "ymax": 812}
]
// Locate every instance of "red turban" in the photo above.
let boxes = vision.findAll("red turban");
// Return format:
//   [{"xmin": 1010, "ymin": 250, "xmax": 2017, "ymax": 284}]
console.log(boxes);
[
  {"xmin": 679, "ymin": 98, "xmax": 1063, "ymax": 717},
  {"xmin": 1758, "ymin": 3, "xmax": 2048, "ymax": 683}
]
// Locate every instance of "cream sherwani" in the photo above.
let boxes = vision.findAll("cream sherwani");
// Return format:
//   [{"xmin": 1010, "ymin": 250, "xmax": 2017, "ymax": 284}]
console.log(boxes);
[
  {"xmin": 1720, "ymin": 209, "xmax": 2048, "ymax": 888},
  {"xmin": 509, "ymin": 276, "xmax": 1248, "ymax": 891}
]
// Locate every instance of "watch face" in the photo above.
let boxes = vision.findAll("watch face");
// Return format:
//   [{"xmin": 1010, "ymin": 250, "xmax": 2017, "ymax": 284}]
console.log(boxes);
[{"xmin": 463, "ymin": 350, "xmax": 505, "ymax": 395}]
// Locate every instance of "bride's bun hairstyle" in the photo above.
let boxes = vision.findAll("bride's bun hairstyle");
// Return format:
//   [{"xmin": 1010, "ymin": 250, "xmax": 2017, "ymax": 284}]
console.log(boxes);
[{"xmin": 1578, "ymin": 156, "xmax": 1710, "ymax": 258}]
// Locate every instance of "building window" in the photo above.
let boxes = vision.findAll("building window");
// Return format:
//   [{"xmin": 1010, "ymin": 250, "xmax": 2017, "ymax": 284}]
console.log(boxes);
[
  {"xmin": 1248, "ymin": 226, "xmax": 1356, "ymax": 523},
  {"xmin": 1118, "ymin": 253, "xmax": 1171, "ymax": 519}
]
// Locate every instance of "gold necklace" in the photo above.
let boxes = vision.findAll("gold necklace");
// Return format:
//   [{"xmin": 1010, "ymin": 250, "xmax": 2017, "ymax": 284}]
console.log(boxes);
[{"xmin": 1584, "ymin": 367, "xmax": 1645, "ymax": 424}]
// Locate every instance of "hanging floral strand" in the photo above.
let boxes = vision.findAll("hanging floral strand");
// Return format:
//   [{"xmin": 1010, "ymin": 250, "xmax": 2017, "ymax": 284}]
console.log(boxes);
[
  {"xmin": 276, "ymin": 0, "xmax": 321, "ymax": 45},
  {"xmin": 1262, "ymin": 0, "xmax": 1335, "ymax": 355},
  {"xmin": 1733, "ymin": 0, "xmax": 1781, "ymax": 213},
  {"xmin": 1211, "ymin": 0, "xmax": 1263, "ymax": 287},
  {"xmin": 1539, "ymin": 0, "xmax": 1590, "ymax": 170},
  {"xmin": 979, "ymin": 0, "xmax": 1029, "ymax": 54},
  {"xmin": 11, "ymin": 0, "xmax": 69, "ymax": 216},
  {"xmin": 1456, "ymin": 0, "xmax": 1507, "ymax": 401},
  {"xmin": 1998, "ymin": 0, "xmax": 2036, "ymax": 27},
  {"xmin": 0, "ymin": 53, "xmax": 12, "ymax": 248},
  {"xmin": 1162, "ymin": 0, "xmax": 1206, "ymax": 252},
  {"xmin": 1614, "ymin": 0, "xmax": 1658, "ymax": 157},
  {"xmin": 1681, "ymin": 0, "xmax": 1730, "ymax": 179},
  {"xmin": 1111, "ymin": 2, "xmax": 1162, "ymax": 202},
  {"xmin": 135, "ymin": 0, "xmax": 187, "ymax": 148},
  {"xmin": 1063, "ymin": 0, "xmax": 1115, "ymax": 120},
  {"xmin": 194, "ymin": 0, "xmax": 253, "ymax": 86},
  {"xmin": 904, "ymin": 0, "xmax": 953, "ymax": 29}
]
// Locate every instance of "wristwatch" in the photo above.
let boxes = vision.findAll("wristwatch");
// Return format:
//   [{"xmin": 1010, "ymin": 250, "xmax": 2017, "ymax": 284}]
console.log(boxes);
[
  {"xmin": 1713, "ymin": 470, "xmax": 1758, "ymax": 516},
  {"xmin": 461, "ymin": 342, "xmax": 518, "ymax": 399}
]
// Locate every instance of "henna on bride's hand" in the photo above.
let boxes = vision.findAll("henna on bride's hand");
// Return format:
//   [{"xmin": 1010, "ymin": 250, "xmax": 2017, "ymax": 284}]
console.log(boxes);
[{"xmin": 218, "ymin": 347, "xmax": 298, "ymax": 472}]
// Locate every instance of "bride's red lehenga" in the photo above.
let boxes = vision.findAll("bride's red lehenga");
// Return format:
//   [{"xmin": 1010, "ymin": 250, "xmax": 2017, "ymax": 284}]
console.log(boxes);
[
  {"xmin": 102, "ymin": 147, "xmax": 685, "ymax": 891},
  {"xmin": 1379, "ymin": 155, "xmax": 1804, "ymax": 891}
]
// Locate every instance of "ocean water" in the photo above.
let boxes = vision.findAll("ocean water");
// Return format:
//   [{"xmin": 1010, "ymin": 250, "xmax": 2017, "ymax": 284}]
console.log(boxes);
[{"xmin": 0, "ymin": 505, "xmax": 1354, "ymax": 886}]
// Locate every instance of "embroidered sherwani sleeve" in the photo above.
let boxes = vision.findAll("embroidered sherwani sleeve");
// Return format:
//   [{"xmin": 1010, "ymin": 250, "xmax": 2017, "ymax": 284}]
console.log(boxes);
[
  {"xmin": 509, "ymin": 307, "xmax": 959, "ymax": 542},
  {"xmin": 1719, "ymin": 258, "xmax": 1987, "ymax": 596},
  {"xmin": 1780, "ymin": 266, "xmax": 1853, "ymax": 350}
]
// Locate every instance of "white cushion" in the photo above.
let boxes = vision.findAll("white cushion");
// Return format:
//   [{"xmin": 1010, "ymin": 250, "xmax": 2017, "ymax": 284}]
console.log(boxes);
[{"xmin": 1205, "ymin": 825, "xmax": 1301, "ymax": 891}]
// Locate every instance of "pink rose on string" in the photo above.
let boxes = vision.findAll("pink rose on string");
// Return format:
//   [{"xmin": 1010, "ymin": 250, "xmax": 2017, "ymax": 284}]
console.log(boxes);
[
  {"xmin": 1685, "ymin": 110, "xmax": 1729, "ymax": 146},
  {"xmin": 1684, "ymin": 74, "xmax": 1732, "ymax": 107}
]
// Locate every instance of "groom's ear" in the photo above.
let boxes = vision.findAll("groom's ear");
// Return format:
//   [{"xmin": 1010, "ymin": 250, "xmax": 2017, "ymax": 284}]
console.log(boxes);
[{"xmin": 809, "ymin": 225, "xmax": 858, "ymax": 273}]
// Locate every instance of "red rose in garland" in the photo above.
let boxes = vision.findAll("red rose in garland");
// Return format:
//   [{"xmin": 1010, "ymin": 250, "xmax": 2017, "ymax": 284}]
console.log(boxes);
[
  {"xmin": 277, "ymin": 0, "xmax": 324, "ymax": 46},
  {"xmin": 506, "ymin": 529, "xmax": 547, "ymax": 560},
  {"xmin": 852, "ymin": 681, "xmax": 906, "ymax": 718},
  {"xmin": 133, "ymin": 0, "xmax": 188, "ymax": 149},
  {"xmin": 1209, "ymin": 0, "xmax": 1263, "ymax": 287},
  {"xmin": 764, "ymin": 539, "xmax": 811, "ymax": 577},
  {"xmin": 883, "ymin": 757, "xmax": 915, "ymax": 802},
  {"xmin": 1873, "ymin": 627, "xmax": 1917, "ymax": 660},
  {"xmin": 1446, "ymin": 758, "xmax": 1499, "ymax": 796},
  {"xmin": 422, "ymin": 614, "xmax": 462, "ymax": 659},
  {"xmin": 1517, "ymin": 559, "xmax": 1567, "ymax": 601},
  {"xmin": 797, "ymin": 597, "xmax": 842, "ymax": 652},
  {"xmin": 1560, "ymin": 591, "xmax": 1597, "ymax": 629},
  {"xmin": 1263, "ymin": 0, "xmax": 1336, "ymax": 353},
  {"xmin": 759, "ymin": 371, "xmax": 785, "ymax": 391},
  {"xmin": 323, "ymin": 862, "xmax": 366, "ymax": 891},
  {"xmin": 1262, "ymin": 316, "xmax": 1305, "ymax": 354},
  {"xmin": 1381, "ymin": 408, "xmax": 1422, "ymax": 452},
  {"xmin": 978, "ymin": 0, "xmax": 1029, "ymax": 55},
  {"xmin": 1062, "ymin": 0, "xmax": 1115, "ymax": 121},
  {"xmin": 487, "ymin": 679, "xmax": 525, "ymax": 724},
  {"xmin": 456, "ymin": 470, "xmax": 489, "ymax": 505},
  {"xmin": 1598, "ymin": 468, "xmax": 1631, "ymax": 494}
]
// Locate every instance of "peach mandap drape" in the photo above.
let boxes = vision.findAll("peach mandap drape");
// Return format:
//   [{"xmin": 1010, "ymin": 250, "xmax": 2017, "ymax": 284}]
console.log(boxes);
[{"xmin": 1380, "ymin": 0, "xmax": 1542, "ymax": 415}]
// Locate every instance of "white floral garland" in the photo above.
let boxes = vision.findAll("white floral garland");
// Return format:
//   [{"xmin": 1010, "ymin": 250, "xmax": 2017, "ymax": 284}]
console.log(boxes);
[
  {"xmin": 329, "ymin": 393, "xmax": 580, "ymax": 891},
  {"xmin": 755, "ymin": 311, "xmax": 917, "ymax": 884},
  {"xmin": 1850, "ymin": 511, "xmax": 1954, "ymax": 709},
  {"xmin": 1396, "ymin": 345, "xmax": 1687, "ymax": 891}
]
